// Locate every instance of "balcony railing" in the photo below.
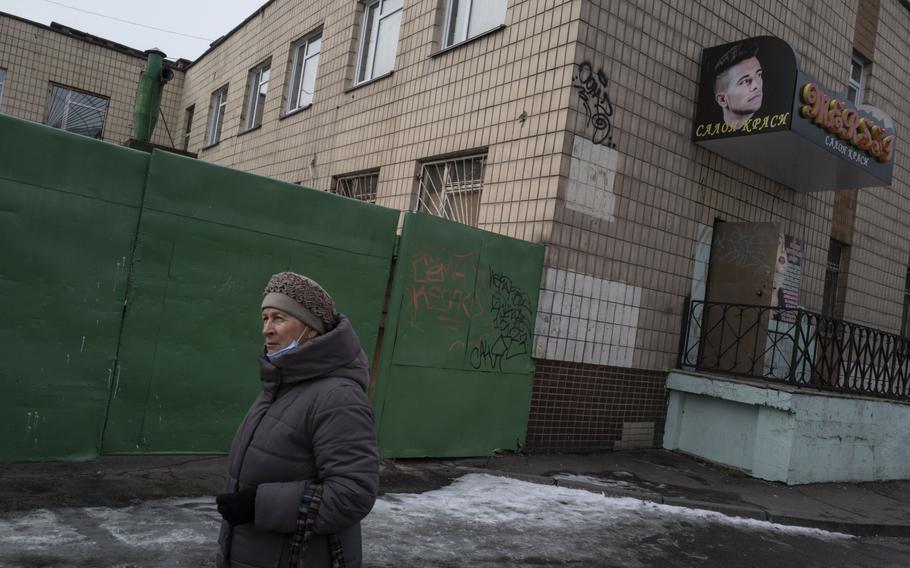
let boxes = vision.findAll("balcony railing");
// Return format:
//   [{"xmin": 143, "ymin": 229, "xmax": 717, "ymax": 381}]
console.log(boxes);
[{"xmin": 679, "ymin": 300, "xmax": 910, "ymax": 402}]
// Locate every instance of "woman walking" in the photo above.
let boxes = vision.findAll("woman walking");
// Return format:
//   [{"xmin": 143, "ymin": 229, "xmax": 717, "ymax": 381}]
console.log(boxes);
[{"xmin": 216, "ymin": 272, "xmax": 380, "ymax": 568}]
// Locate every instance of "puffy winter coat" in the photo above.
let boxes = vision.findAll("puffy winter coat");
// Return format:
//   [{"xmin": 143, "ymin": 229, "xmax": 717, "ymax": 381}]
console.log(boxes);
[{"xmin": 216, "ymin": 315, "xmax": 380, "ymax": 568}]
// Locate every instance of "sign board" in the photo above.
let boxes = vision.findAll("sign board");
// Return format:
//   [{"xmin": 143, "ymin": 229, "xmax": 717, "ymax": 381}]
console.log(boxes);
[{"xmin": 693, "ymin": 36, "xmax": 896, "ymax": 192}]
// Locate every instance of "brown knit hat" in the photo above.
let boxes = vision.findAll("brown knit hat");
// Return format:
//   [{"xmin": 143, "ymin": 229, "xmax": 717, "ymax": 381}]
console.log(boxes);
[{"xmin": 261, "ymin": 272, "xmax": 337, "ymax": 335}]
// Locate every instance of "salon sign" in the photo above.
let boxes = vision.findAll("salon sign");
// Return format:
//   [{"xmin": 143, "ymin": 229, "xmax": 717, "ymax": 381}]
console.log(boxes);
[{"xmin": 799, "ymin": 82, "xmax": 895, "ymax": 164}]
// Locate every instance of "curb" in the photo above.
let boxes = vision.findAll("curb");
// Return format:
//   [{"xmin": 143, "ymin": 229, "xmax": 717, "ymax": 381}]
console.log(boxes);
[{"xmin": 448, "ymin": 465, "xmax": 910, "ymax": 538}]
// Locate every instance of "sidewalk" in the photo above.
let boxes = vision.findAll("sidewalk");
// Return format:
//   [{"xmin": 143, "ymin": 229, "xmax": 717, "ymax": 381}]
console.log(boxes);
[{"xmin": 1, "ymin": 449, "xmax": 908, "ymax": 537}]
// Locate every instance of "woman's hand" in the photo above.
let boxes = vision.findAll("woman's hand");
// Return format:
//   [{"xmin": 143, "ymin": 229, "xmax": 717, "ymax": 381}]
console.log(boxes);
[{"xmin": 216, "ymin": 486, "xmax": 257, "ymax": 526}]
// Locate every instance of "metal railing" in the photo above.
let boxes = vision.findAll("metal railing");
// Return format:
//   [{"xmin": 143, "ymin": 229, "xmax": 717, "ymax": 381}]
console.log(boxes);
[{"xmin": 680, "ymin": 300, "xmax": 910, "ymax": 401}]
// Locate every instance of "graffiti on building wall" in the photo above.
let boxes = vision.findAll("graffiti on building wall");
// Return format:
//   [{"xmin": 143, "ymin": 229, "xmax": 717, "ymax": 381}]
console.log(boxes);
[
  {"xmin": 572, "ymin": 62, "xmax": 616, "ymax": 147},
  {"xmin": 469, "ymin": 269, "xmax": 533, "ymax": 371}
]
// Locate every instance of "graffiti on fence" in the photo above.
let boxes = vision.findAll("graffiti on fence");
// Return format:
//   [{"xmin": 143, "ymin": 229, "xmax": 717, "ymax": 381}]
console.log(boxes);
[
  {"xmin": 409, "ymin": 251, "xmax": 484, "ymax": 350},
  {"xmin": 572, "ymin": 61, "xmax": 616, "ymax": 147},
  {"xmin": 469, "ymin": 269, "xmax": 533, "ymax": 371}
]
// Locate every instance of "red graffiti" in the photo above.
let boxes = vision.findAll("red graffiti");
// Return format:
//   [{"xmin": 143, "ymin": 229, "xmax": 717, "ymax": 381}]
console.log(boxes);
[{"xmin": 409, "ymin": 252, "xmax": 484, "ymax": 329}]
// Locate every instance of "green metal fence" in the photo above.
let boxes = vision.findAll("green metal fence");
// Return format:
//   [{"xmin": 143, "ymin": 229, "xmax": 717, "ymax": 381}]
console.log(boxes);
[
  {"xmin": 0, "ymin": 116, "xmax": 147, "ymax": 461},
  {"xmin": 0, "ymin": 114, "xmax": 545, "ymax": 462},
  {"xmin": 101, "ymin": 151, "xmax": 399, "ymax": 454},
  {"xmin": 373, "ymin": 213, "xmax": 545, "ymax": 457}
]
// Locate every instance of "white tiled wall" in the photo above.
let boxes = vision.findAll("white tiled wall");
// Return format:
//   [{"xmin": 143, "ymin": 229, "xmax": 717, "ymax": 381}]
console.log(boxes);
[
  {"xmin": 534, "ymin": 267, "xmax": 641, "ymax": 367},
  {"xmin": 564, "ymin": 136, "xmax": 618, "ymax": 222}
]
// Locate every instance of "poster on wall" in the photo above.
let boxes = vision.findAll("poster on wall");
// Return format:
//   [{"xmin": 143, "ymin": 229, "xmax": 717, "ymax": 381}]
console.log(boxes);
[
  {"xmin": 692, "ymin": 36, "xmax": 798, "ymax": 141},
  {"xmin": 771, "ymin": 233, "xmax": 803, "ymax": 323}
]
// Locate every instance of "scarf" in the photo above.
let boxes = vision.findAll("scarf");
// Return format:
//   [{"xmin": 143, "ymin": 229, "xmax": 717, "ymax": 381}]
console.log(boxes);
[{"xmin": 288, "ymin": 483, "xmax": 346, "ymax": 568}]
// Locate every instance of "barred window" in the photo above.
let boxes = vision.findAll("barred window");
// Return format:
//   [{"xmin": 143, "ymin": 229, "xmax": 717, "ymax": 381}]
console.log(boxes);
[
  {"xmin": 417, "ymin": 154, "xmax": 486, "ymax": 226},
  {"xmin": 334, "ymin": 171, "xmax": 379, "ymax": 203},
  {"xmin": 45, "ymin": 83, "xmax": 109, "ymax": 139}
]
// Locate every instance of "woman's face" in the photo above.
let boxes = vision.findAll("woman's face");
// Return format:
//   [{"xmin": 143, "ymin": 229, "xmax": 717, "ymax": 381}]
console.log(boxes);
[{"xmin": 261, "ymin": 308, "xmax": 311, "ymax": 354}]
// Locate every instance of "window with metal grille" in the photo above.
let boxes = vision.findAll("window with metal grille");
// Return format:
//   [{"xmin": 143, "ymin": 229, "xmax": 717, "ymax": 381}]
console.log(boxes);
[
  {"xmin": 822, "ymin": 239, "xmax": 846, "ymax": 318},
  {"xmin": 902, "ymin": 266, "xmax": 910, "ymax": 337},
  {"xmin": 45, "ymin": 83, "xmax": 109, "ymax": 139},
  {"xmin": 334, "ymin": 171, "xmax": 379, "ymax": 203},
  {"xmin": 417, "ymin": 154, "xmax": 485, "ymax": 226},
  {"xmin": 243, "ymin": 61, "xmax": 270, "ymax": 130},
  {"xmin": 182, "ymin": 105, "xmax": 194, "ymax": 151}
]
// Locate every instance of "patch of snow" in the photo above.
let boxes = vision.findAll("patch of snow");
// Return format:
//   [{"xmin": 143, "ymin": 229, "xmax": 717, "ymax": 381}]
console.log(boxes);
[
  {"xmin": 85, "ymin": 497, "xmax": 220, "ymax": 547},
  {"xmin": 373, "ymin": 474, "xmax": 852, "ymax": 539},
  {"xmin": 0, "ymin": 509, "xmax": 86, "ymax": 549}
]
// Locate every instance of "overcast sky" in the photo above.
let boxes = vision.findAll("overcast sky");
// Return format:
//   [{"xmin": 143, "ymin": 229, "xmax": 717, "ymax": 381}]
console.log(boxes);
[{"xmin": 0, "ymin": 0, "xmax": 268, "ymax": 60}]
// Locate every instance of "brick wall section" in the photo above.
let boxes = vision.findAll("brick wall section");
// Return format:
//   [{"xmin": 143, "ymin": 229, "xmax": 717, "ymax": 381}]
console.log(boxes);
[
  {"xmin": 831, "ymin": 190, "xmax": 858, "ymax": 245},
  {"xmin": 525, "ymin": 359, "xmax": 667, "ymax": 452},
  {"xmin": 842, "ymin": 0, "xmax": 910, "ymax": 331},
  {"xmin": 854, "ymin": 0, "xmax": 881, "ymax": 61},
  {"xmin": 179, "ymin": 0, "xmax": 576, "ymax": 242},
  {"xmin": 0, "ymin": 13, "xmax": 184, "ymax": 147}
]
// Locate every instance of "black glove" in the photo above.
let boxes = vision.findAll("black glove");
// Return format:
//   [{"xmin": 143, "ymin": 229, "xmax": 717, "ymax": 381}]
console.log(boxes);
[{"xmin": 216, "ymin": 486, "xmax": 257, "ymax": 526}]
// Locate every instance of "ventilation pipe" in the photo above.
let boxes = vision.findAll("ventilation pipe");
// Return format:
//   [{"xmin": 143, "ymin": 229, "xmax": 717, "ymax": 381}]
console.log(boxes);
[{"xmin": 132, "ymin": 48, "xmax": 174, "ymax": 143}]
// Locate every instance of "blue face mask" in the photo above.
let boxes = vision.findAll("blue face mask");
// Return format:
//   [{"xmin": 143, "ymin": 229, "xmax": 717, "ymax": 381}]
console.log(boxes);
[{"xmin": 266, "ymin": 331, "xmax": 306, "ymax": 362}]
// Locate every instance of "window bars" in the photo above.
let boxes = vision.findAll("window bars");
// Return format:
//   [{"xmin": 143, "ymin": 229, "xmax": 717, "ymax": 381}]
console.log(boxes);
[
  {"xmin": 416, "ymin": 154, "xmax": 486, "ymax": 226},
  {"xmin": 334, "ymin": 171, "xmax": 379, "ymax": 203},
  {"xmin": 46, "ymin": 84, "xmax": 109, "ymax": 139}
]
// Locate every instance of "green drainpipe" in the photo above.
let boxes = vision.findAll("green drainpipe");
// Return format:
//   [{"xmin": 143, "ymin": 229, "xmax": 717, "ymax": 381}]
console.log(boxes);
[{"xmin": 132, "ymin": 48, "xmax": 170, "ymax": 142}]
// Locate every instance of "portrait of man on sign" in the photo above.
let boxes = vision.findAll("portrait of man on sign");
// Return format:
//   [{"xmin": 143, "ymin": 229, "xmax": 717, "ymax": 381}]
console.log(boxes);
[
  {"xmin": 692, "ymin": 36, "xmax": 797, "ymax": 142},
  {"xmin": 713, "ymin": 41, "xmax": 763, "ymax": 128}
]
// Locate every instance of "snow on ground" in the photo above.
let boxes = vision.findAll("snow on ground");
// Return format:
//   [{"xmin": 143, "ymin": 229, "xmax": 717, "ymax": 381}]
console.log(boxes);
[
  {"xmin": 0, "ymin": 509, "xmax": 86, "ymax": 549},
  {"xmin": 84, "ymin": 497, "xmax": 221, "ymax": 547},
  {"xmin": 362, "ymin": 473, "xmax": 851, "ymax": 567},
  {"xmin": 370, "ymin": 473, "xmax": 850, "ymax": 537},
  {"xmin": 0, "ymin": 473, "xmax": 858, "ymax": 568}
]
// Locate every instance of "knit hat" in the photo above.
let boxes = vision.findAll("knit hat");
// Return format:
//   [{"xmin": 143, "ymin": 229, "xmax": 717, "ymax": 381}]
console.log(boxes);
[{"xmin": 261, "ymin": 272, "xmax": 337, "ymax": 335}]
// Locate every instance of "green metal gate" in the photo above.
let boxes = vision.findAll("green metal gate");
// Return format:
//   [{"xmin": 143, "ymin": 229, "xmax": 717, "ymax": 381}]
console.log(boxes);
[{"xmin": 373, "ymin": 212, "xmax": 545, "ymax": 457}]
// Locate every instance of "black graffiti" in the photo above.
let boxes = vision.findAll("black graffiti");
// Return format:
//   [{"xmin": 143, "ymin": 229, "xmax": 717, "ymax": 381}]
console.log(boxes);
[
  {"xmin": 571, "ymin": 62, "xmax": 616, "ymax": 147},
  {"xmin": 470, "ymin": 269, "xmax": 533, "ymax": 370}
]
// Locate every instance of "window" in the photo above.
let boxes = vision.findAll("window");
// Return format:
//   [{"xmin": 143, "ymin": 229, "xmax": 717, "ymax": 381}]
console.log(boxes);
[
  {"xmin": 443, "ymin": 0, "xmax": 507, "ymax": 48},
  {"xmin": 417, "ymin": 154, "xmax": 486, "ymax": 226},
  {"xmin": 287, "ymin": 33, "xmax": 322, "ymax": 112},
  {"xmin": 902, "ymin": 267, "xmax": 910, "ymax": 338},
  {"xmin": 45, "ymin": 84, "xmax": 109, "ymax": 139},
  {"xmin": 206, "ymin": 85, "xmax": 228, "ymax": 146},
  {"xmin": 334, "ymin": 171, "xmax": 379, "ymax": 203},
  {"xmin": 182, "ymin": 105, "xmax": 194, "ymax": 151},
  {"xmin": 243, "ymin": 61, "xmax": 270, "ymax": 130},
  {"xmin": 355, "ymin": 0, "xmax": 402, "ymax": 84},
  {"xmin": 822, "ymin": 239, "xmax": 846, "ymax": 318},
  {"xmin": 0, "ymin": 68, "xmax": 6, "ymax": 111},
  {"xmin": 847, "ymin": 52, "xmax": 866, "ymax": 105}
]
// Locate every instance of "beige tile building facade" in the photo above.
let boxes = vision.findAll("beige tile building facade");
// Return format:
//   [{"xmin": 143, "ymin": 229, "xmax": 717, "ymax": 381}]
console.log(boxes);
[
  {"xmin": 0, "ymin": 13, "xmax": 185, "ymax": 148},
  {"xmin": 3, "ymin": 1, "xmax": 908, "ymax": 452}
]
